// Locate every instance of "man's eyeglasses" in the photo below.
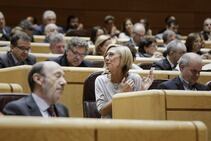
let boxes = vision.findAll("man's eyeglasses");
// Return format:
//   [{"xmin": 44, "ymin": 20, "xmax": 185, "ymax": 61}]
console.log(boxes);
[
  {"xmin": 69, "ymin": 48, "xmax": 87, "ymax": 57},
  {"xmin": 16, "ymin": 46, "xmax": 31, "ymax": 52}
]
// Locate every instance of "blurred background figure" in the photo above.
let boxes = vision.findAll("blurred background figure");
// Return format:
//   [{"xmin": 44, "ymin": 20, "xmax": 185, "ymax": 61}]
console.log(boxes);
[
  {"xmin": 44, "ymin": 23, "xmax": 58, "ymax": 43},
  {"xmin": 94, "ymin": 35, "xmax": 113, "ymax": 55},
  {"xmin": 200, "ymin": 18, "xmax": 211, "ymax": 41},
  {"xmin": 26, "ymin": 16, "xmax": 39, "ymax": 30},
  {"xmin": 185, "ymin": 33, "xmax": 204, "ymax": 55},
  {"xmin": 66, "ymin": 15, "xmax": 83, "ymax": 32},
  {"xmin": 19, "ymin": 19, "xmax": 34, "ymax": 42},
  {"xmin": 34, "ymin": 10, "xmax": 63, "ymax": 35},
  {"xmin": 137, "ymin": 37, "xmax": 163, "ymax": 58},
  {"xmin": 103, "ymin": 15, "xmax": 120, "ymax": 37},
  {"xmin": 140, "ymin": 18, "xmax": 152, "ymax": 36},
  {"xmin": 119, "ymin": 18, "xmax": 134, "ymax": 39},
  {"xmin": 90, "ymin": 26, "xmax": 105, "ymax": 45},
  {"xmin": 49, "ymin": 33, "xmax": 65, "ymax": 54},
  {"xmin": 160, "ymin": 30, "xmax": 177, "ymax": 48},
  {"xmin": 0, "ymin": 11, "xmax": 11, "ymax": 41},
  {"xmin": 131, "ymin": 23, "xmax": 146, "ymax": 46},
  {"xmin": 158, "ymin": 15, "xmax": 176, "ymax": 34}
]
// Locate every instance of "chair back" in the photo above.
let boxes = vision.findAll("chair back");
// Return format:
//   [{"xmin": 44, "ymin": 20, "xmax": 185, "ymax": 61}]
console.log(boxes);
[
  {"xmin": 83, "ymin": 71, "xmax": 102, "ymax": 118},
  {"xmin": 0, "ymin": 93, "xmax": 27, "ymax": 113}
]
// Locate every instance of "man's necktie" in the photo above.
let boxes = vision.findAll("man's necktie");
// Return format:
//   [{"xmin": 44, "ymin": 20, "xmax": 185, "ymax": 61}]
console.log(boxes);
[{"xmin": 47, "ymin": 105, "xmax": 57, "ymax": 117}]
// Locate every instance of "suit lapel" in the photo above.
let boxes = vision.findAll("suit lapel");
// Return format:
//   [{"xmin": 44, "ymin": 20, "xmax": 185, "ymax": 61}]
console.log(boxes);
[
  {"xmin": 55, "ymin": 104, "xmax": 66, "ymax": 117},
  {"xmin": 26, "ymin": 95, "xmax": 43, "ymax": 116},
  {"xmin": 175, "ymin": 76, "xmax": 185, "ymax": 90}
]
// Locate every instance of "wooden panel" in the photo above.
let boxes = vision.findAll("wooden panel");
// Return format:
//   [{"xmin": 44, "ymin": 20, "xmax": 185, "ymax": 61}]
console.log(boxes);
[
  {"xmin": 112, "ymin": 90, "xmax": 166, "ymax": 119},
  {"xmin": 165, "ymin": 91, "xmax": 211, "ymax": 109},
  {"xmin": 167, "ymin": 111, "xmax": 211, "ymax": 141}
]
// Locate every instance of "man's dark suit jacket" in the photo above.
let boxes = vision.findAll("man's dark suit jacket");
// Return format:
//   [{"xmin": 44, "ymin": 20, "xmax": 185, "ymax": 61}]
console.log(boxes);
[
  {"xmin": 3, "ymin": 94, "xmax": 69, "ymax": 117},
  {"xmin": 152, "ymin": 58, "xmax": 174, "ymax": 70},
  {"xmin": 0, "ymin": 51, "xmax": 36, "ymax": 68},
  {"xmin": 48, "ymin": 53, "xmax": 93, "ymax": 67},
  {"xmin": 0, "ymin": 26, "xmax": 11, "ymax": 41},
  {"xmin": 158, "ymin": 76, "xmax": 209, "ymax": 91}
]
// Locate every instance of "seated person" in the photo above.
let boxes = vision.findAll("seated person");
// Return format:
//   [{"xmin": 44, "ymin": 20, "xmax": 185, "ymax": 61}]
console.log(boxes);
[
  {"xmin": 140, "ymin": 18, "xmax": 152, "ymax": 36},
  {"xmin": 95, "ymin": 45, "xmax": 154, "ymax": 118},
  {"xmin": 34, "ymin": 10, "xmax": 63, "ymax": 35},
  {"xmin": 0, "ymin": 11, "xmax": 11, "ymax": 41},
  {"xmin": 137, "ymin": 37, "xmax": 163, "ymax": 58},
  {"xmin": 158, "ymin": 53, "xmax": 209, "ymax": 90},
  {"xmin": 44, "ymin": 23, "xmax": 58, "ymax": 43},
  {"xmin": 152, "ymin": 39, "xmax": 186, "ymax": 70},
  {"xmin": 160, "ymin": 30, "xmax": 176, "ymax": 48},
  {"xmin": 3, "ymin": 61, "xmax": 69, "ymax": 117},
  {"xmin": 90, "ymin": 26, "xmax": 105, "ymax": 45},
  {"xmin": 49, "ymin": 33, "xmax": 65, "ymax": 54},
  {"xmin": 103, "ymin": 15, "xmax": 120, "ymax": 37},
  {"xmin": 0, "ymin": 32, "xmax": 36, "ymax": 68},
  {"xmin": 49, "ymin": 37, "xmax": 92, "ymax": 67},
  {"xmin": 94, "ymin": 35, "xmax": 113, "ymax": 55},
  {"xmin": 200, "ymin": 18, "xmax": 211, "ymax": 41},
  {"xmin": 65, "ymin": 15, "xmax": 84, "ymax": 33}
]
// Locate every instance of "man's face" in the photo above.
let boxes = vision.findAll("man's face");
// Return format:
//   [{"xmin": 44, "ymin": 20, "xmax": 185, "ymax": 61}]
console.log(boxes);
[
  {"xmin": 133, "ymin": 31, "xmax": 145, "ymax": 45},
  {"xmin": 41, "ymin": 63, "xmax": 66, "ymax": 104},
  {"xmin": 69, "ymin": 18, "xmax": 79, "ymax": 29},
  {"xmin": 203, "ymin": 19, "xmax": 211, "ymax": 32},
  {"xmin": 180, "ymin": 61, "xmax": 202, "ymax": 85},
  {"xmin": 66, "ymin": 47, "xmax": 86, "ymax": 66},
  {"xmin": 44, "ymin": 16, "xmax": 56, "ymax": 25},
  {"xmin": 11, "ymin": 39, "xmax": 31, "ymax": 62},
  {"xmin": 0, "ymin": 13, "xmax": 5, "ymax": 29},
  {"xmin": 51, "ymin": 41, "xmax": 65, "ymax": 54}
]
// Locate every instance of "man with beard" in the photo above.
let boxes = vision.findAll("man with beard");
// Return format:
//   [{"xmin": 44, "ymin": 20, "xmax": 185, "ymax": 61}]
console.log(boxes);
[
  {"xmin": 49, "ymin": 37, "xmax": 92, "ymax": 67},
  {"xmin": 0, "ymin": 32, "xmax": 36, "ymax": 68}
]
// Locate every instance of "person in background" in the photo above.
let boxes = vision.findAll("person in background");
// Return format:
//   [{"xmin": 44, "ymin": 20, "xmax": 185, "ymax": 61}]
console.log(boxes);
[
  {"xmin": 3, "ymin": 61, "xmax": 69, "ymax": 117},
  {"xmin": 158, "ymin": 53, "xmax": 209, "ymax": 91},
  {"xmin": 152, "ymin": 39, "xmax": 186, "ymax": 70},
  {"xmin": 34, "ymin": 10, "xmax": 63, "ymax": 35},
  {"xmin": 49, "ymin": 37, "xmax": 92, "ymax": 67},
  {"xmin": 200, "ymin": 18, "xmax": 211, "ymax": 41},
  {"xmin": 94, "ymin": 35, "xmax": 113, "ymax": 55},
  {"xmin": 95, "ymin": 45, "xmax": 154, "ymax": 118},
  {"xmin": 90, "ymin": 26, "xmax": 105, "ymax": 45},
  {"xmin": 140, "ymin": 18, "xmax": 152, "ymax": 36},
  {"xmin": 49, "ymin": 33, "xmax": 65, "ymax": 54},
  {"xmin": 185, "ymin": 33, "xmax": 204, "ymax": 55},
  {"xmin": 119, "ymin": 18, "xmax": 134, "ymax": 39},
  {"xmin": 103, "ymin": 15, "xmax": 120, "ymax": 37},
  {"xmin": 160, "ymin": 30, "xmax": 177, "ymax": 48},
  {"xmin": 0, "ymin": 32, "xmax": 36, "ymax": 68},
  {"xmin": 0, "ymin": 11, "xmax": 11, "ymax": 41},
  {"xmin": 19, "ymin": 19, "xmax": 34, "ymax": 42},
  {"xmin": 131, "ymin": 23, "xmax": 145, "ymax": 46},
  {"xmin": 44, "ymin": 23, "xmax": 58, "ymax": 43},
  {"xmin": 137, "ymin": 37, "xmax": 163, "ymax": 58},
  {"xmin": 66, "ymin": 15, "xmax": 83, "ymax": 32}
]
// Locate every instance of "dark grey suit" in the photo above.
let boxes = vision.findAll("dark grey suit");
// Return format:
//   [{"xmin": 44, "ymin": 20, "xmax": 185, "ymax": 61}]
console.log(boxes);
[
  {"xmin": 152, "ymin": 58, "xmax": 174, "ymax": 70},
  {"xmin": 158, "ymin": 76, "xmax": 209, "ymax": 91},
  {"xmin": 0, "ymin": 51, "xmax": 36, "ymax": 68},
  {"xmin": 3, "ymin": 94, "xmax": 69, "ymax": 117}
]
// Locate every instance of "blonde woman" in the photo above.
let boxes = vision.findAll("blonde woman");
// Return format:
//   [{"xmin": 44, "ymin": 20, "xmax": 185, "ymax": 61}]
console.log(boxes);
[{"xmin": 95, "ymin": 45, "xmax": 153, "ymax": 118}]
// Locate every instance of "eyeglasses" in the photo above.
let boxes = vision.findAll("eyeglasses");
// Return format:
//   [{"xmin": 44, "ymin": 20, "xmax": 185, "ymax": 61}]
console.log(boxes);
[
  {"xmin": 16, "ymin": 46, "xmax": 31, "ymax": 52},
  {"xmin": 69, "ymin": 48, "xmax": 87, "ymax": 57}
]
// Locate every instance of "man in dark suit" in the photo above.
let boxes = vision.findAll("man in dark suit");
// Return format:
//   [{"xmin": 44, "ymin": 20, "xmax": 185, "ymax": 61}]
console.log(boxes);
[
  {"xmin": 0, "ymin": 11, "xmax": 11, "ymax": 41},
  {"xmin": 49, "ymin": 37, "xmax": 92, "ymax": 67},
  {"xmin": 34, "ymin": 10, "xmax": 63, "ymax": 35},
  {"xmin": 158, "ymin": 53, "xmax": 209, "ymax": 91},
  {"xmin": 3, "ymin": 61, "xmax": 69, "ymax": 117},
  {"xmin": 152, "ymin": 39, "xmax": 186, "ymax": 70},
  {"xmin": 0, "ymin": 32, "xmax": 36, "ymax": 68}
]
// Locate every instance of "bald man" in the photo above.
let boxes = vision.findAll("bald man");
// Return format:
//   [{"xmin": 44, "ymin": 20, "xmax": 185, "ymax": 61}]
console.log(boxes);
[
  {"xmin": 3, "ymin": 61, "xmax": 69, "ymax": 117},
  {"xmin": 158, "ymin": 53, "xmax": 209, "ymax": 90}
]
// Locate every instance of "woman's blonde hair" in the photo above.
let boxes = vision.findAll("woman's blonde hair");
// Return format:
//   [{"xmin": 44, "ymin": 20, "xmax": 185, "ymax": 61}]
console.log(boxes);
[{"xmin": 104, "ymin": 44, "xmax": 133, "ymax": 75}]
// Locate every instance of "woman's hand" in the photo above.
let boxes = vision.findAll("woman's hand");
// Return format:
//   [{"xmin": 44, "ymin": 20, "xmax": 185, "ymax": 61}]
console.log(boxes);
[
  {"xmin": 118, "ymin": 78, "xmax": 134, "ymax": 93},
  {"xmin": 141, "ymin": 68, "xmax": 155, "ymax": 90}
]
